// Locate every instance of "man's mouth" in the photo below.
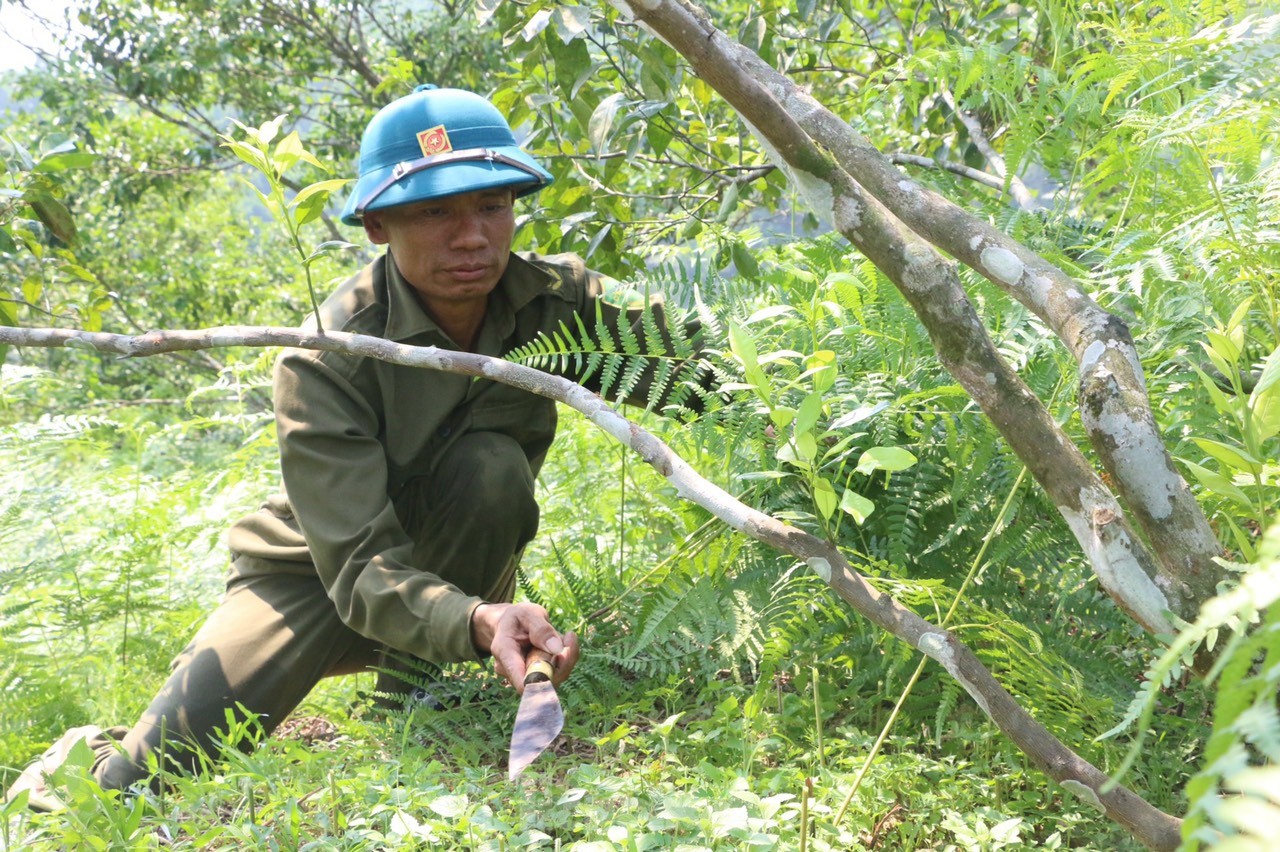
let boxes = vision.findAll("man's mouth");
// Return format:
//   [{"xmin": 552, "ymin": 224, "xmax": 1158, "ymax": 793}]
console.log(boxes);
[{"xmin": 447, "ymin": 264, "xmax": 490, "ymax": 282}]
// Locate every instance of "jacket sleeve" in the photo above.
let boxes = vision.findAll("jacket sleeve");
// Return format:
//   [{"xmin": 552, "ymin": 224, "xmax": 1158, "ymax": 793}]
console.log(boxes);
[{"xmin": 272, "ymin": 349, "xmax": 484, "ymax": 664}]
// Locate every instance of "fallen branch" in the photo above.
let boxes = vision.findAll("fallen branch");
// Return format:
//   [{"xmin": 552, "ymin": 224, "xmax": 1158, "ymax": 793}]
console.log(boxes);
[{"xmin": 0, "ymin": 324, "xmax": 1184, "ymax": 850}]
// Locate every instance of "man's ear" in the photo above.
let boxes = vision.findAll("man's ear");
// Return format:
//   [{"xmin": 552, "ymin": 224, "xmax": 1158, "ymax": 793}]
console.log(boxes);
[{"xmin": 363, "ymin": 211, "xmax": 390, "ymax": 245}]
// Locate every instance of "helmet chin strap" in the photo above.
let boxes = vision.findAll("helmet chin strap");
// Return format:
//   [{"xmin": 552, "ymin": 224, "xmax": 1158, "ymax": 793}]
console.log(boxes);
[{"xmin": 354, "ymin": 147, "xmax": 547, "ymax": 218}]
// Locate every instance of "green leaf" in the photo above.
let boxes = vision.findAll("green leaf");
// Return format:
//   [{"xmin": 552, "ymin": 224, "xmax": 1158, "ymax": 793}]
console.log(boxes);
[
  {"xmin": 769, "ymin": 408, "xmax": 796, "ymax": 429},
  {"xmin": 647, "ymin": 121, "xmax": 673, "ymax": 158},
  {"xmin": 588, "ymin": 93, "xmax": 626, "ymax": 158},
  {"xmin": 856, "ymin": 446, "xmax": 917, "ymax": 475},
  {"xmin": 1220, "ymin": 515, "xmax": 1257, "ymax": 563},
  {"xmin": 1192, "ymin": 364, "xmax": 1238, "ymax": 420},
  {"xmin": 519, "ymin": 7, "xmax": 552, "ymax": 42},
  {"xmin": 840, "ymin": 488, "xmax": 875, "ymax": 524},
  {"xmin": 1225, "ymin": 296, "xmax": 1254, "ymax": 335},
  {"xmin": 1252, "ymin": 342, "xmax": 1280, "ymax": 398},
  {"xmin": 291, "ymin": 179, "xmax": 349, "ymax": 208},
  {"xmin": 550, "ymin": 33, "xmax": 592, "ymax": 100},
  {"xmin": 728, "ymin": 318, "xmax": 772, "ymax": 406},
  {"xmin": 715, "ymin": 381, "xmax": 757, "ymax": 394},
  {"xmin": 817, "ymin": 431, "xmax": 864, "ymax": 466},
  {"xmin": 34, "ymin": 151, "xmax": 97, "ymax": 172},
  {"xmin": 1248, "ymin": 343, "xmax": 1280, "ymax": 441},
  {"xmin": 5, "ymin": 134, "xmax": 34, "ymax": 170},
  {"xmin": 795, "ymin": 431, "xmax": 818, "ymax": 462},
  {"xmin": 807, "ymin": 350, "xmax": 837, "ymax": 393},
  {"xmin": 1204, "ymin": 331, "xmax": 1241, "ymax": 369},
  {"xmin": 428, "ymin": 794, "xmax": 468, "ymax": 818},
  {"xmin": 730, "ymin": 240, "xmax": 760, "ymax": 280},
  {"xmin": 746, "ymin": 305, "xmax": 796, "ymax": 324},
  {"xmin": 222, "ymin": 139, "xmax": 270, "ymax": 176},
  {"xmin": 553, "ymin": 5, "xmax": 590, "ymax": 42},
  {"xmin": 273, "ymin": 130, "xmax": 305, "ymax": 175},
  {"xmin": 27, "ymin": 195, "xmax": 76, "ymax": 243},
  {"xmin": 814, "ymin": 476, "xmax": 838, "ymax": 520},
  {"xmin": 1191, "ymin": 438, "xmax": 1262, "ymax": 475},
  {"xmin": 474, "ymin": 0, "xmax": 501, "ymax": 26},
  {"xmin": 60, "ymin": 262, "xmax": 97, "ymax": 283},
  {"xmin": 291, "ymin": 179, "xmax": 348, "ymax": 227},
  {"xmin": 585, "ymin": 222, "xmax": 613, "ymax": 260},
  {"xmin": 831, "ymin": 401, "xmax": 889, "ymax": 430},
  {"xmin": 304, "ymin": 240, "xmax": 360, "ymax": 264},
  {"xmin": 775, "ymin": 439, "xmax": 808, "ymax": 470},
  {"xmin": 1181, "ymin": 459, "xmax": 1253, "ymax": 507},
  {"xmin": 294, "ymin": 195, "xmax": 327, "ymax": 227},
  {"xmin": 795, "ymin": 391, "xmax": 824, "ymax": 437},
  {"xmin": 715, "ymin": 183, "xmax": 740, "ymax": 223},
  {"xmin": 22, "ymin": 275, "xmax": 42, "ymax": 304},
  {"xmin": 258, "ymin": 114, "xmax": 287, "ymax": 146}
]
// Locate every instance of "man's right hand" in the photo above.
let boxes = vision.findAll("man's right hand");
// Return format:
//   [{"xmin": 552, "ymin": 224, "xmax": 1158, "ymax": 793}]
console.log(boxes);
[{"xmin": 470, "ymin": 602, "xmax": 580, "ymax": 694}]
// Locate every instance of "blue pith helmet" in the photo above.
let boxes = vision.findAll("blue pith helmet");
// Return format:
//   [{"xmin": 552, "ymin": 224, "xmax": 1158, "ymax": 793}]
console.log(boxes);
[{"xmin": 340, "ymin": 85, "xmax": 552, "ymax": 226}]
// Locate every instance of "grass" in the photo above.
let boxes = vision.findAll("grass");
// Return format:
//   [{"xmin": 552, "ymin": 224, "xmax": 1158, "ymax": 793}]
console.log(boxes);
[{"xmin": 3, "ymin": 667, "xmax": 1149, "ymax": 850}]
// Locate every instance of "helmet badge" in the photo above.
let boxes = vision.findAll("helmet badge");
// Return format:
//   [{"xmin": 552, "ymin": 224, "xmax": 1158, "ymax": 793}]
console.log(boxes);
[{"xmin": 417, "ymin": 125, "xmax": 453, "ymax": 157}]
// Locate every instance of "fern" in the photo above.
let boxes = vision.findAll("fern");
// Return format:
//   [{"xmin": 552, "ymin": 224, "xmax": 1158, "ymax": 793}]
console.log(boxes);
[
  {"xmin": 933, "ymin": 677, "xmax": 963, "ymax": 746},
  {"xmin": 1109, "ymin": 521, "xmax": 1280, "ymax": 849},
  {"xmin": 505, "ymin": 300, "xmax": 708, "ymax": 414}
]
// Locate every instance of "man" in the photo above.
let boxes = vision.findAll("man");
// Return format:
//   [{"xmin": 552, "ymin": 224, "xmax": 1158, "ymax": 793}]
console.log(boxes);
[{"xmin": 8, "ymin": 84, "xmax": 703, "ymax": 809}]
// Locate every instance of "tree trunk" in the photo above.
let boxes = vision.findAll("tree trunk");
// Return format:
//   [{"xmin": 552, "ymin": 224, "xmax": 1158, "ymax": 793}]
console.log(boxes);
[{"xmin": 608, "ymin": 0, "xmax": 1224, "ymax": 629}]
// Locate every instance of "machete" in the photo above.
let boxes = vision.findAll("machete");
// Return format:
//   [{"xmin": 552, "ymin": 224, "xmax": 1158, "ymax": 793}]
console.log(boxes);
[{"xmin": 508, "ymin": 647, "xmax": 563, "ymax": 781}]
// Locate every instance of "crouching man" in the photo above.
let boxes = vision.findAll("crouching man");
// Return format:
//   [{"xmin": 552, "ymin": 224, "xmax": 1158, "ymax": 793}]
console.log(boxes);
[{"xmin": 8, "ymin": 83, "xmax": 706, "ymax": 809}]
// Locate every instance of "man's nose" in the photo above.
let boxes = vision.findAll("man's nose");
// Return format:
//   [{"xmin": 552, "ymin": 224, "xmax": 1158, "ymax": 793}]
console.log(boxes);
[{"xmin": 450, "ymin": 212, "xmax": 487, "ymax": 249}]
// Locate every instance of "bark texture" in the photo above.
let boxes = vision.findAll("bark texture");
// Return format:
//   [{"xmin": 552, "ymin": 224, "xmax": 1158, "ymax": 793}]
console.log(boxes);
[
  {"xmin": 0, "ymin": 324, "xmax": 1184, "ymax": 850},
  {"xmin": 610, "ymin": 0, "xmax": 1223, "ymax": 625}
]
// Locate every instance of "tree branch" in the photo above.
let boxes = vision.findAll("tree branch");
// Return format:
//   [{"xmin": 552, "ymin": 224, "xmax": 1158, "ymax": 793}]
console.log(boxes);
[
  {"xmin": 936, "ymin": 86, "xmax": 1041, "ymax": 211},
  {"xmin": 0, "ymin": 322, "xmax": 1183, "ymax": 851},
  {"xmin": 608, "ymin": 0, "xmax": 1222, "ymax": 627},
  {"xmin": 887, "ymin": 152, "xmax": 1007, "ymax": 191},
  {"xmin": 609, "ymin": 0, "xmax": 1191, "ymax": 642},
  {"xmin": 632, "ymin": 0, "xmax": 1223, "ymax": 611}
]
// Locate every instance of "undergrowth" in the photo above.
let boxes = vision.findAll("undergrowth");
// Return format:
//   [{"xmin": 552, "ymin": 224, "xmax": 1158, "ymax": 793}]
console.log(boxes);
[{"xmin": 1, "ymin": 393, "xmax": 1197, "ymax": 850}]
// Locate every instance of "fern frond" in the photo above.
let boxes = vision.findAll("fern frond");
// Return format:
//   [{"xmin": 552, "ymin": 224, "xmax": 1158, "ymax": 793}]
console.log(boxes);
[
  {"xmin": 1106, "ymin": 520, "xmax": 1280, "ymax": 828},
  {"xmin": 506, "ymin": 299, "xmax": 707, "ymax": 412}
]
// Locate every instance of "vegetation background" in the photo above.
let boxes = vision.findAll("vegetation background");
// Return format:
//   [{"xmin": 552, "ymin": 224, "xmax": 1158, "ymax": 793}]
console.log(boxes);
[{"xmin": 1, "ymin": 0, "xmax": 1278, "ymax": 849}]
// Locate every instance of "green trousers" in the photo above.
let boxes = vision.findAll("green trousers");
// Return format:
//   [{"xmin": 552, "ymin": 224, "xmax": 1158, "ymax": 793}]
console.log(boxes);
[{"xmin": 89, "ymin": 432, "xmax": 539, "ymax": 791}]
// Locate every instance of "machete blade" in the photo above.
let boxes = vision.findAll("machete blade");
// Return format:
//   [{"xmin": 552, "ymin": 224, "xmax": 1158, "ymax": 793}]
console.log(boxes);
[
  {"xmin": 508, "ymin": 656, "xmax": 564, "ymax": 781},
  {"xmin": 506, "ymin": 647, "xmax": 563, "ymax": 777}
]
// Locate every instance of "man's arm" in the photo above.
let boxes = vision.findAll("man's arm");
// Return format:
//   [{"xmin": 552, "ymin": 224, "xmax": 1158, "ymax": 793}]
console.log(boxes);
[{"xmin": 274, "ymin": 350, "xmax": 486, "ymax": 663}]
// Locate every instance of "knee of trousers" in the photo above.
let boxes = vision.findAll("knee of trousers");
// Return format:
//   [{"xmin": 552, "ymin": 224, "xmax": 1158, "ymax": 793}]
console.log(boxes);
[{"xmin": 419, "ymin": 431, "xmax": 540, "ymax": 545}]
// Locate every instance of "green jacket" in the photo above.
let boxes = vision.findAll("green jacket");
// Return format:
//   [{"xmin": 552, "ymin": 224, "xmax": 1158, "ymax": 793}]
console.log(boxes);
[{"xmin": 226, "ymin": 251, "xmax": 695, "ymax": 664}]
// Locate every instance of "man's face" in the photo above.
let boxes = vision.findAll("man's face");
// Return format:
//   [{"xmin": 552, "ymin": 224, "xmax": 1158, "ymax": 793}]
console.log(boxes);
[{"xmin": 362, "ymin": 187, "xmax": 517, "ymax": 311}]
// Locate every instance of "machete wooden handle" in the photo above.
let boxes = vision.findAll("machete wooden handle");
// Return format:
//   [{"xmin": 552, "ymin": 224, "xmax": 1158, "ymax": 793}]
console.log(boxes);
[{"xmin": 524, "ymin": 647, "xmax": 556, "ymax": 685}]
